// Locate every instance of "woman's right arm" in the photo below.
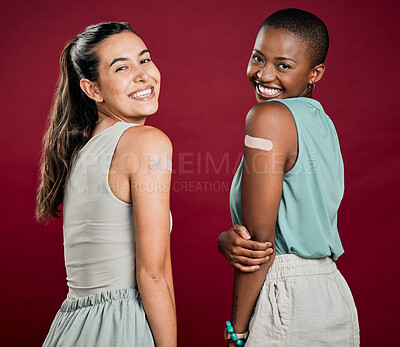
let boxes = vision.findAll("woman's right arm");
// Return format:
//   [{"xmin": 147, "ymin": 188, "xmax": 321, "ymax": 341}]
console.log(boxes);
[
  {"xmin": 124, "ymin": 125, "xmax": 176, "ymax": 347},
  {"xmin": 218, "ymin": 226, "xmax": 274, "ymax": 272}
]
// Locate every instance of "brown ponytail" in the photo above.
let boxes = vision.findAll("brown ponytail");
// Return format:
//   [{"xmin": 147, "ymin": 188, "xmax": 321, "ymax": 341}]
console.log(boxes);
[{"xmin": 35, "ymin": 22, "xmax": 137, "ymax": 222}]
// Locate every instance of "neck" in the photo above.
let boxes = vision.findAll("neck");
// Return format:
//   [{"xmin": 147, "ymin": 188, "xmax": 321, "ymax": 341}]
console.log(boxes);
[
  {"xmin": 96, "ymin": 109, "xmax": 147, "ymax": 126},
  {"xmin": 298, "ymin": 87, "xmax": 313, "ymax": 98}
]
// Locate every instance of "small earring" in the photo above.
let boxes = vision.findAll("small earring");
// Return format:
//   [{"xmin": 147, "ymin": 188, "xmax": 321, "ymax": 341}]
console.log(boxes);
[{"xmin": 308, "ymin": 81, "xmax": 316, "ymax": 91}]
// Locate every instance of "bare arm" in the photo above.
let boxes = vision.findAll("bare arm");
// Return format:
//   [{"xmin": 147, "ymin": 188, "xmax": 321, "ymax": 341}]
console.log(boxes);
[
  {"xmin": 229, "ymin": 102, "xmax": 296, "ymax": 342},
  {"xmin": 125, "ymin": 126, "xmax": 177, "ymax": 347},
  {"xmin": 164, "ymin": 242, "xmax": 176, "ymax": 309}
]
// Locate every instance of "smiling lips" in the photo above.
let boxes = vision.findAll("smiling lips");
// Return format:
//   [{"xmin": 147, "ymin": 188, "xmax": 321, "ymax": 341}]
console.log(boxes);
[
  {"xmin": 255, "ymin": 82, "xmax": 283, "ymax": 98},
  {"xmin": 128, "ymin": 86, "xmax": 154, "ymax": 100}
]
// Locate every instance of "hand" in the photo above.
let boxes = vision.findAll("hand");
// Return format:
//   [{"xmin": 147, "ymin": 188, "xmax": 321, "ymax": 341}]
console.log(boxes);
[{"xmin": 218, "ymin": 224, "xmax": 273, "ymax": 272}]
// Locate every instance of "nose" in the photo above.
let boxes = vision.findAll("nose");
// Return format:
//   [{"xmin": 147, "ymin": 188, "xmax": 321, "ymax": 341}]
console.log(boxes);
[
  {"xmin": 133, "ymin": 66, "xmax": 149, "ymax": 83},
  {"xmin": 257, "ymin": 63, "xmax": 276, "ymax": 82}
]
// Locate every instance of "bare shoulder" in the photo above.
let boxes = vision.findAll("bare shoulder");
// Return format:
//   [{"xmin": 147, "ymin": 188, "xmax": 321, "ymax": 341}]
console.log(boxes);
[
  {"xmin": 119, "ymin": 125, "xmax": 172, "ymax": 156},
  {"xmin": 245, "ymin": 101, "xmax": 294, "ymax": 137}
]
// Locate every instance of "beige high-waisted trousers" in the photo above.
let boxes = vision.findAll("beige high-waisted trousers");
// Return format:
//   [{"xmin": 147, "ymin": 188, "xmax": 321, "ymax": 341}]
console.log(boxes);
[{"xmin": 246, "ymin": 254, "xmax": 360, "ymax": 346}]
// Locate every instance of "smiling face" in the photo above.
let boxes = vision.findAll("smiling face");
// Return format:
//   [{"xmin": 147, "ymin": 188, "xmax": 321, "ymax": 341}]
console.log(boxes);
[
  {"xmin": 93, "ymin": 30, "xmax": 161, "ymax": 121},
  {"xmin": 247, "ymin": 26, "xmax": 324, "ymax": 103}
]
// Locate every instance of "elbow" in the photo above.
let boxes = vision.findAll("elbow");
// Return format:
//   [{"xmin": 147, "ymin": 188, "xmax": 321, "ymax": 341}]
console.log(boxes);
[
  {"xmin": 137, "ymin": 268, "xmax": 166, "ymax": 286},
  {"xmin": 248, "ymin": 224, "xmax": 275, "ymax": 243}
]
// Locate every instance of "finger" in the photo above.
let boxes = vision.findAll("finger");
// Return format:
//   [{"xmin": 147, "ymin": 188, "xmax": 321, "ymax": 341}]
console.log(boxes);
[
  {"xmin": 238, "ymin": 239, "xmax": 273, "ymax": 251},
  {"xmin": 233, "ymin": 263, "xmax": 260, "ymax": 273},
  {"xmin": 231, "ymin": 226, "xmax": 273, "ymax": 249},
  {"xmin": 233, "ymin": 238, "xmax": 271, "ymax": 252},
  {"xmin": 233, "ymin": 248, "xmax": 270, "ymax": 259},
  {"xmin": 233, "ymin": 255, "xmax": 269, "ymax": 266},
  {"xmin": 232, "ymin": 224, "xmax": 251, "ymax": 240},
  {"xmin": 265, "ymin": 241, "xmax": 273, "ymax": 249}
]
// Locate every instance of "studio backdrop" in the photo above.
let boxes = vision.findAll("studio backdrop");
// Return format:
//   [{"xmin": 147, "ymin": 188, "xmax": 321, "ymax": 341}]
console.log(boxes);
[{"xmin": 0, "ymin": 0, "xmax": 398, "ymax": 346}]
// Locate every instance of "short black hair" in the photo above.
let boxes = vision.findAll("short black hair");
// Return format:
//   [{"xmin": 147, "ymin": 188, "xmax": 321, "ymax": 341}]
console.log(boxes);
[{"xmin": 259, "ymin": 8, "xmax": 329, "ymax": 67}]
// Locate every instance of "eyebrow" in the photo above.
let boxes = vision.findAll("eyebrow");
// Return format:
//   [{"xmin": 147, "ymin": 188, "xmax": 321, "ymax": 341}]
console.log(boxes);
[
  {"xmin": 252, "ymin": 49, "xmax": 297, "ymax": 63},
  {"xmin": 275, "ymin": 56, "xmax": 297, "ymax": 63},
  {"xmin": 109, "ymin": 49, "xmax": 151, "ymax": 67}
]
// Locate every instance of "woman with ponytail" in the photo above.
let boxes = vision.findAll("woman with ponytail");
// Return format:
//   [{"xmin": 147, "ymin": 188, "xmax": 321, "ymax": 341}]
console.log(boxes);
[{"xmin": 36, "ymin": 22, "xmax": 176, "ymax": 347}]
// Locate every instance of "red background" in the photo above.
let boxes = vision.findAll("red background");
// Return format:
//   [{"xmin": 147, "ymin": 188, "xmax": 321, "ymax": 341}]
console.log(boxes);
[{"xmin": 0, "ymin": 0, "xmax": 399, "ymax": 346}]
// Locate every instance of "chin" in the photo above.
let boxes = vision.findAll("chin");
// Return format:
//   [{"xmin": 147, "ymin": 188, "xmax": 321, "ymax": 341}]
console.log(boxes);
[
  {"xmin": 139, "ymin": 104, "xmax": 159, "ymax": 116},
  {"xmin": 131, "ymin": 100, "xmax": 158, "ymax": 114}
]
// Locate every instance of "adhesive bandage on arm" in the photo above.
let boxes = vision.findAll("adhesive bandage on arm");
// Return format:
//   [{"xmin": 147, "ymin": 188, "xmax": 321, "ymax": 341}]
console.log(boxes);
[
  {"xmin": 149, "ymin": 157, "xmax": 173, "ymax": 172},
  {"xmin": 244, "ymin": 134, "xmax": 273, "ymax": 151}
]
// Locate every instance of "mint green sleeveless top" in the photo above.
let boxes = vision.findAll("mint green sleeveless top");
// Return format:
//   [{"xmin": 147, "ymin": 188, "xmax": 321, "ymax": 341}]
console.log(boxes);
[{"xmin": 230, "ymin": 97, "xmax": 344, "ymax": 260}]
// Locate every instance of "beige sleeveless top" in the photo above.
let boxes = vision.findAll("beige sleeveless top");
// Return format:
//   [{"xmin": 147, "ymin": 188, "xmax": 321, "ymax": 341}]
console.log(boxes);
[{"xmin": 63, "ymin": 122, "xmax": 172, "ymax": 300}]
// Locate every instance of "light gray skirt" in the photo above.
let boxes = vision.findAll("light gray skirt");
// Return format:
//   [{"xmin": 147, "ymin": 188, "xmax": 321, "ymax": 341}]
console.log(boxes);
[
  {"xmin": 246, "ymin": 254, "xmax": 360, "ymax": 346},
  {"xmin": 43, "ymin": 288, "xmax": 155, "ymax": 347}
]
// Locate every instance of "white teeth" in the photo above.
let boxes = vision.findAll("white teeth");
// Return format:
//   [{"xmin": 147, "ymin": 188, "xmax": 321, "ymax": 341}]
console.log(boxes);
[
  {"xmin": 258, "ymin": 85, "xmax": 282, "ymax": 96},
  {"xmin": 130, "ymin": 88, "xmax": 152, "ymax": 99}
]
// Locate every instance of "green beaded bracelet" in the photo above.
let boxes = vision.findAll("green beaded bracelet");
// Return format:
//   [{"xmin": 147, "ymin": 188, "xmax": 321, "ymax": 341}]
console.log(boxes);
[{"xmin": 224, "ymin": 321, "xmax": 247, "ymax": 346}]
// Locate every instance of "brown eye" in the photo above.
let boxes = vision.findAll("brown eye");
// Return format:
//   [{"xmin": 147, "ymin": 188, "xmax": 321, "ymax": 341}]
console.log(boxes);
[
  {"xmin": 252, "ymin": 54, "xmax": 263, "ymax": 63},
  {"xmin": 140, "ymin": 58, "xmax": 151, "ymax": 64},
  {"xmin": 116, "ymin": 66, "xmax": 128, "ymax": 72},
  {"xmin": 278, "ymin": 63, "xmax": 291, "ymax": 70}
]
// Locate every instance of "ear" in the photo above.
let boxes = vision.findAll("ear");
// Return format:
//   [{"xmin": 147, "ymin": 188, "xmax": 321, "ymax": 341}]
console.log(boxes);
[
  {"xmin": 309, "ymin": 63, "xmax": 325, "ymax": 84},
  {"xmin": 79, "ymin": 78, "xmax": 103, "ymax": 102}
]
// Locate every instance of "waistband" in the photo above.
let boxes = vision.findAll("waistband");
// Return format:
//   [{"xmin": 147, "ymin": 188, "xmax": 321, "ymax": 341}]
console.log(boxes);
[
  {"xmin": 266, "ymin": 253, "xmax": 337, "ymax": 280},
  {"xmin": 61, "ymin": 288, "xmax": 140, "ymax": 312}
]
